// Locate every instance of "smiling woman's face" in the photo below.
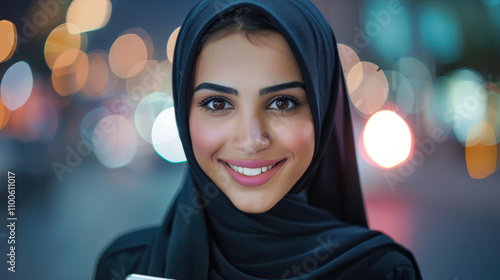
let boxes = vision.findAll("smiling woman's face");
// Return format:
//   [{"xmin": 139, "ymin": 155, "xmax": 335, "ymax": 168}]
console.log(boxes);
[{"xmin": 189, "ymin": 31, "xmax": 315, "ymax": 213}]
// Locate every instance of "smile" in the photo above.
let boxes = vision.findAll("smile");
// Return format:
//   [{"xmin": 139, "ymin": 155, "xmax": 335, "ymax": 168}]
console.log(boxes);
[
  {"xmin": 226, "ymin": 162, "xmax": 279, "ymax": 176},
  {"xmin": 219, "ymin": 158, "xmax": 287, "ymax": 187}
]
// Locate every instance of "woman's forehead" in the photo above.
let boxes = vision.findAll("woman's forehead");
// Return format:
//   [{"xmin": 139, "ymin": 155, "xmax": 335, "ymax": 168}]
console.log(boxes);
[{"xmin": 193, "ymin": 31, "xmax": 304, "ymax": 88}]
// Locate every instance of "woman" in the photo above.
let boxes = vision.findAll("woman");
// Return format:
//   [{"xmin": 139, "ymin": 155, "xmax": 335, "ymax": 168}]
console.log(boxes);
[{"xmin": 95, "ymin": 0, "xmax": 421, "ymax": 279}]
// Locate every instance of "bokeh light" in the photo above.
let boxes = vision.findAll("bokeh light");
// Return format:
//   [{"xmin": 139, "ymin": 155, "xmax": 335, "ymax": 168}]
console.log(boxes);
[
  {"xmin": 0, "ymin": 20, "xmax": 17, "ymax": 63},
  {"xmin": 66, "ymin": 0, "xmax": 112, "ymax": 34},
  {"xmin": 51, "ymin": 49, "xmax": 89, "ymax": 96},
  {"xmin": 109, "ymin": 33, "xmax": 148, "ymax": 78},
  {"xmin": 80, "ymin": 107, "xmax": 111, "ymax": 144},
  {"xmin": 126, "ymin": 60, "xmax": 160, "ymax": 102},
  {"xmin": 81, "ymin": 50, "xmax": 117, "ymax": 100},
  {"xmin": 126, "ymin": 59, "xmax": 173, "ymax": 102},
  {"xmin": 361, "ymin": 0, "xmax": 412, "ymax": 63},
  {"xmin": 419, "ymin": 2, "xmax": 463, "ymax": 64},
  {"xmin": 44, "ymin": 23, "xmax": 83, "ymax": 69},
  {"xmin": 92, "ymin": 115, "xmax": 138, "ymax": 168},
  {"xmin": 347, "ymin": 61, "xmax": 389, "ymax": 116},
  {"xmin": 151, "ymin": 107, "xmax": 186, "ymax": 163},
  {"xmin": 363, "ymin": 110, "xmax": 413, "ymax": 168},
  {"xmin": 337, "ymin": 44, "xmax": 361, "ymax": 78},
  {"xmin": 135, "ymin": 92, "xmax": 173, "ymax": 143},
  {"xmin": 393, "ymin": 57, "xmax": 433, "ymax": 114},
  {"xmin": 0, "ymin": 97, "xmax": 11, "ymax": 131},
  {"xmin": 1, "ymin": 61, "xmax": 33, "ymax": 110},
  {"xmin": 384, "ymin": 70, "xmax": 414, "ymax": 117},
  {"xmin": 357, "ymin": 126, "xmax": 377, "ymax": 168},
  {"xmin": 346, "ymin": 61, "xmax": 363, "ymax": 94},
  {"xmin": 157, "ymin": 60, "xmax": 174, "ymax": 95},
  {"xmin": 484, "ymin": 83, "xmax": 500, "ymax": 144},
  {"xmin": 5, "ymin": 87, "xmax": 59, "ymax": 142},
  {"xmin": 466, "ymin": 122, "xmax": 497, "ymax": 179},
  {"xmin": 487, "ymin": 83, "xmax": 500, "ymax": 144},
  {"xmin": 449, "ymin": 69, "xmax": 487, "ymax": 145},
  {"xmin": 122, "ymin": 27, "xmax": 155, "ymax": 60},
  {"xmin": 167, "ymin": 26, "xmax": 181, "ymax": 63}
]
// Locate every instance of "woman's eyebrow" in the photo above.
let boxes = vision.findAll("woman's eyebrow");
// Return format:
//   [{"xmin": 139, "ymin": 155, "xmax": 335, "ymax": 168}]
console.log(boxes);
[
  {"xmin": 192, "ymin": 81, "xmax": 306, "ymax": 96},
  {"xmin": 193, "ymin": 83, "xmax": 238, "ymax": 95},
  {"xmin": 259, "ymin": 81, "xmax": 305, "ymax": 96}
]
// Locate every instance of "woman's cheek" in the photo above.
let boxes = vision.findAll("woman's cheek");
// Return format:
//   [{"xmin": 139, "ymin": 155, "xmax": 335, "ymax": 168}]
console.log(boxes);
[
  {"xmin": 190, "ymin": 114, "xmax": 227, "ymax": 160},
  {"xmin": 279, "ymin": 118, "xmax": 315, "ymax": 155}
]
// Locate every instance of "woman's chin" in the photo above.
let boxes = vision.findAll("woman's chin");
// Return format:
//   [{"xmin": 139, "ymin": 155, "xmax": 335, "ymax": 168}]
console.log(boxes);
[{"xmin": 229, "ymin": 195, "xmax": 277, "ymax": 214}]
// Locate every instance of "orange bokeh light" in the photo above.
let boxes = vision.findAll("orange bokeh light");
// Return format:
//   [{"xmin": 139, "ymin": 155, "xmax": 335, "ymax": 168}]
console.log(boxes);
[
  {"xmin": 337, "ymin": 44, "xmax": 361, "ymax": 78},
  {"xmin": 81, "ymin": 50, "xmax": 117, "ymax": 100},
  {"xmin": 109, "ymin": 33, "xmax": 148, "ymax": 79},
  {"xmin": 466, "ymin": 122, "xmax": 497, "ymax": 179},
  {"xmin": 51, "ymin": 49, "xmax": 89, "ymax": 96},
  {"xmin": 167, "ymin": 27, "xmax": 181, "ymax": 63},
  {"xmin": 44, "ymin": 23, "xmax": 82, "ymax": 69},
  {"xmin": 0, "ymin": 20, "xmax": 17, "ymax": 64},
  {"xmin": 66, "ymin": 0, "xmax": 112, "ymax": 34},
  {"xmin": 347, "ymin": 62, "xmax": 389, "ymax": 116},
  {"xmin": 0, "ymin": 97, "xmax": 11, "ymax": 131}
]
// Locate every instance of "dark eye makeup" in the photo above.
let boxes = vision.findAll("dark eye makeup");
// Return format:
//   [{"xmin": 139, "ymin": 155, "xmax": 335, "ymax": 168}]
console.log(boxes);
[{"xmin": 196, "ymin": 94, "xmax": 304, "ymax": 115}]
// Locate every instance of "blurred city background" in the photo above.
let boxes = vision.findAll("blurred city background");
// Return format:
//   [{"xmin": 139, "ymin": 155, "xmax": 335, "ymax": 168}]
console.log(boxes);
[{"xmin": 0, "ymin": 0, "xmax": 499, "ymax": 279}]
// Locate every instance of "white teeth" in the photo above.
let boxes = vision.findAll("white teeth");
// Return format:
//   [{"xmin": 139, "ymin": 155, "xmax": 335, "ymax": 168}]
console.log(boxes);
[
  {"xmin": 243, "ymin": 168, "xmax": 252, "ymax": 176},
  {"xmin": 251, "ymin": 168, "xmax": 261, "ymax": 176},
  {"xmin": 227, "ymin": 163, "xmax": 278, "ymax": 176}
]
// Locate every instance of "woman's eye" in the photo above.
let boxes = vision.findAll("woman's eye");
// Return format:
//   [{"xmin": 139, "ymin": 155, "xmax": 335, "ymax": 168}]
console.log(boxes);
[
  {"xmin": 268, "ymin": 96, "xmax": 301, "ymax": 111},
  {"xmin": 210, "ymin": 99, "xmax": 229, "ymax": 110},
  {"xmin": 198, "ymin": 97, "xmax": 233, "ymax": 113}
]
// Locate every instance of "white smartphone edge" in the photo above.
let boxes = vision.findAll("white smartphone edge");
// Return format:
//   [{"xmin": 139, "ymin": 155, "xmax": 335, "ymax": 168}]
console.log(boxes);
[{"xmin": 125, "ymin": 273, "xmax": 176, "ymax": 280}]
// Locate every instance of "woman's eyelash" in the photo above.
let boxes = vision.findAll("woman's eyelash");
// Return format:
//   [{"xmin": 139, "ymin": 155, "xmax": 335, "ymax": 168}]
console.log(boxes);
[
  {"xmin": 196, "ymin": 94, "xmax": 304, "ymax": 114},
  {"xmin": 197, "ymin": 96, "xmax": 233, "ymax": 114},
  {"xmin": 267, "ymin": 95, "xmax": 304, "ymax": 112}
]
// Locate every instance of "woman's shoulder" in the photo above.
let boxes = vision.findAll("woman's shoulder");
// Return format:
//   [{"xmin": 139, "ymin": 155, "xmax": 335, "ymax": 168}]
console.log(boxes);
[
  {"xmin": 336, "ymin": 239, "xmax": 421, "ymax": 280},
  {"xmin": 322, "ymin": 224, "xmax": 420, "ymax": 279},
  {"xmin": 93, "ymin": 226, "xmax": 160, "ymax": 280},
  {"xmin": 365, "ymin": 245, "xmax": 419, "ymax": 280}
]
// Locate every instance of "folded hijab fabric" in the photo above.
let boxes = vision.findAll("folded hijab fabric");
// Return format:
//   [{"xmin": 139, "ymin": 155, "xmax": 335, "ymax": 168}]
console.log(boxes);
[{"xmin": 95, "ymin": 0, "xmax": 422, "ymax": 279}]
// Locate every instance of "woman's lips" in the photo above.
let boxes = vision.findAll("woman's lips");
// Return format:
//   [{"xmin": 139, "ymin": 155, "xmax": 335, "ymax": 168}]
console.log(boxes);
[
  {"xmin": 220, "ymin": 158, "xmax": 286, "ymax": 187},
  {"xmin": 222, "ymin": 158, "xmax": 284, "ymax": 168}
]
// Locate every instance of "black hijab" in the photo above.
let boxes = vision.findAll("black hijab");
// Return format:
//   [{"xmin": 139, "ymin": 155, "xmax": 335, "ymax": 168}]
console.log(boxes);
[{"xmin": 140, "ymin": 0, "xmax": 421, "ymax": 279}]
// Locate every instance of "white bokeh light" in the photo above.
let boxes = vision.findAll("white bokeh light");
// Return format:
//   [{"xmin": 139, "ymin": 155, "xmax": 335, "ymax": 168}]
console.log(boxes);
[
  {"xmin": 1, "ymin": 61, "xmax": 33, "ymax": 110},
  {"xmin": 151, "ymin": 107, "xmax": 186, "ymax": 163},
  {"xmin": 363, "ymin": 110, "xmax": 413, "ymax": 169},
  {"xmin": 92, "ymin": 115, "xmax": 138, "ymax": 168},
  {"xmin": 135, "ymin": 92, "xmax": 173, "ymax": 143}
]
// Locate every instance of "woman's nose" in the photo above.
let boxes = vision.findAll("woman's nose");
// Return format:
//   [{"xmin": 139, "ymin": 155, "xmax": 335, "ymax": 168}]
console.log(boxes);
[{"xmin": 232, "ymin": 114, "xmax": 271, "ymax": 155}]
